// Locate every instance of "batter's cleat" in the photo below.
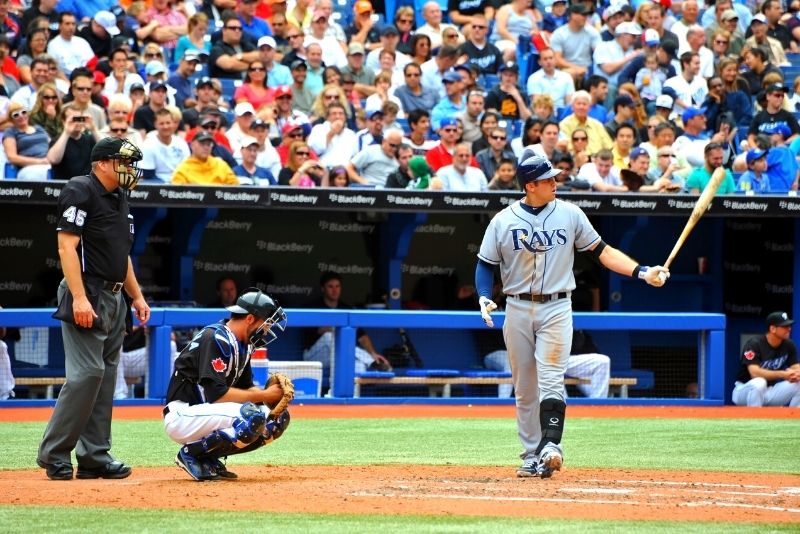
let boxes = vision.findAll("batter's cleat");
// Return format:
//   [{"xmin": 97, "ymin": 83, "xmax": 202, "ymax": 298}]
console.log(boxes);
[
  {"xmin": 207, "ymin": 458, "xmax": 238, "ymax": 479},
  {"xmin": 176, "ymin": 449, "xmax": 217, "ymax": 481},
  {"xmin": 538, "ymin": 448, "xmax": 563, "ymax": 479},
  {"xmin": 516, "ymin": 457, "xmax": 540, "ymax": 478}
]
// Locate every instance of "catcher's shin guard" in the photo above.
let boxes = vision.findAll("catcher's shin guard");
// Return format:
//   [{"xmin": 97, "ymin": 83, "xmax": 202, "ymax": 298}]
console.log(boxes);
[
  {"xmin": 535, "ymin": 398, "xmax": 566, "ymax": 455},
  {"xmin": 209, "ymin": 410, "xmax": 292, "ymax": 459},
  {"xmin": 183, "ymin": 402, "xmax": 267, "ymax": 458}
]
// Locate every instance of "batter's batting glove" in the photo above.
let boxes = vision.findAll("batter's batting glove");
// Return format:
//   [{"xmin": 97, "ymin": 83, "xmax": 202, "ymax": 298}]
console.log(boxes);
[{"xmin": 479, "ymin": 296, "xmax": 498, "ymax": 328}]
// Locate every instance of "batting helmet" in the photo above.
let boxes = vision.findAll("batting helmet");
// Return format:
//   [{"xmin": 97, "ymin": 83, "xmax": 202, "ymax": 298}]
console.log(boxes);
[
  {"xmin": 227, "ymin": 288, "xmax": 287, "ymax": 347},
  {"xmin": 516, "ymin": 153, "xmax": 561, "ymax": 186}
]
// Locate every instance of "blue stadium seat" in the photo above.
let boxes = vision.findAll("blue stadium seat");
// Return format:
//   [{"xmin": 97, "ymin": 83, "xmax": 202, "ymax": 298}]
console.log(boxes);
[
  {"xmin": 4, "ymin": 163, "xmax": 17, "ymax": 179},
  {"xmin": 404, "ymin": 368, "xmax": 460, "ymax": 377},
  {"xmin": 787, "ymin": 52, "xmax": 800, "ymax": 66},
  {"xmin": 480, "ymin": 74, "xmax": 499, "ymax": 91},
  {"xmin": 395, "ymin": 117, "xmax": 410, "ymax": 134},
  {"xmin": 218, "ymin": 78, "xmax": 242, "ymax": 105}
]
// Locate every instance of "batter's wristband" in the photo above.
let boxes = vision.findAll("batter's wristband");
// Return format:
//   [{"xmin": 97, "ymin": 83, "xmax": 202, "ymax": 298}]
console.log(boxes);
[{"xmin": 632, "ymin": 265, "xmax": 649, "ymax": 280}]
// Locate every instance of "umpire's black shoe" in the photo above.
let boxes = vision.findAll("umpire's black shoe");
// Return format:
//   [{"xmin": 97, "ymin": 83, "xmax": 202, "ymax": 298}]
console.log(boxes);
[
  {"xmin": 76, "ymin": 460, "xmax": 132, "ymax": 479},
  {"xmin": 37, "ymin": 459, "xmax": 73, "ymax": 481}
]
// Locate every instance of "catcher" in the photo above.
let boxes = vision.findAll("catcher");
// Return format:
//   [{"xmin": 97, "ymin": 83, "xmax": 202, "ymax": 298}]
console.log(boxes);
[{"xmin": 163, "ymin": 288, "xmax": 294, "ymax": 481}]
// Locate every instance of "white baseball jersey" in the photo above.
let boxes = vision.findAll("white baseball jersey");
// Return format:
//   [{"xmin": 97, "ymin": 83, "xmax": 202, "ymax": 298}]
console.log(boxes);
[{"xmin": 478, "ymin": 199, "xmax": 600, "ymax": 296}]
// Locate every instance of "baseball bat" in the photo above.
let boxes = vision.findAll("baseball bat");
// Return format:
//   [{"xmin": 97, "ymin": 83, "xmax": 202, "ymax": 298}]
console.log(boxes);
[{"xmin": 663, "ymin": 166, "xmax": 727, "ymax": 269}]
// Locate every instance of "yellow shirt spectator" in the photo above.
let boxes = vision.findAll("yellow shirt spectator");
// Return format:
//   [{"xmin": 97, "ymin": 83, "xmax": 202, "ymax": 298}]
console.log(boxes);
[{"xmin": 172, "ymin": 133, "xmax": 239, "ymax": 185}]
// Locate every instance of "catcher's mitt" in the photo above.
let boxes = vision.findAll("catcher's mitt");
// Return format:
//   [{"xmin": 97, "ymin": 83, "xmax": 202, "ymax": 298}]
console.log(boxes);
[{"xmin": 266, "ymin": 372, "xmax": 294, "ymax": 416}]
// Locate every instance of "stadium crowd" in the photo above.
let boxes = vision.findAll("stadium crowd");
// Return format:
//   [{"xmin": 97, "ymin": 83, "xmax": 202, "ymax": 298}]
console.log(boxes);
[{"xmin": 0, "ymin": 0, "xmax": 798, "ymax": 194}]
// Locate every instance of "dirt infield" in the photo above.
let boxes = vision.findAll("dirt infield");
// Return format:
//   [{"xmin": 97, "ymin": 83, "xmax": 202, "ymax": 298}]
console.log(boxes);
[{"xmin": 3, "ymin": 405, "xmax": 799, "ymax": 524}]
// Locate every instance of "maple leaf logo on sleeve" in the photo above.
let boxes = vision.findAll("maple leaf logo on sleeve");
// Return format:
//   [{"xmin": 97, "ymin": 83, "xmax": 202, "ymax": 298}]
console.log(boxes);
[{"xmin": 211, "ymin": 358, "xmax": 227, "ymax": 373}]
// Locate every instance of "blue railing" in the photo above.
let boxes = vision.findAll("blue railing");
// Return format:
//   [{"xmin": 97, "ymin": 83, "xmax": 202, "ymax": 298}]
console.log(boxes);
[{"xmin": 0, "ymin": 309, "xmax": 726, "ymax": 402}]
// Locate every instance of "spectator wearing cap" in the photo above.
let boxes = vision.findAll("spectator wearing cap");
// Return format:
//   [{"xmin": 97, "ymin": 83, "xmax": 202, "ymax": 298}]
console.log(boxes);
[
  {"xmin": 47, "ymin": 12, "xmax": 94, "ymax": 77},
  {"xmin": 748, "ymin": 83, "xmax": 800, "ymax": 146},
  {"xmin": 754, "ymin": 0, "xmax": 796, "ymax": 51},
  {"xmin": 559, "ymin": 90, "xmax": 613, "ymax": 156},
  {"xmin": 144, "ymin": 0, "xmax": 188, "ymax": 51},
  {"xmin": 234, "ymin": 59, "xmax": 276, "ymax": 111},
  {"xmin": 435, "ymin": 143, "xmax": 488, "ymax": 191},
  {"xmin": 232, "ymin": 135, "xmax": 277, "ymax": 185},
  {"xmin": 272, "ymin": 84, "xmax": 310, "ymax": 138},
  {"xmin": 734, "ymin": 127, "xmax": 798, "ymax": 192},
  {"xmin": 456, "ymin": 15, "xmax": 501, "ymax": 75},
  {"xmin": 313, "ymin": 0, "xmax": 348, "ymax": 48},
  {"xmin": 167, "ymin": 50, "xmax": 205, "ymax": 108},
  {"xmin": 226, "ymin": 102, "xmax": 258, "ymax": 161},
  {"xmin": 345, "ymin": 0, "xmax": 381, "ymax": 51},
  {"xmin": 550, "ymin": 4, "xmax": 600, "ymax": 80},
  {"xmin": 654, "ymin": 94, "xmax": 674, "ymax": 121},
  {"xmin": 394, "ymin": 62, "xmax": 438, "ymax": 116},
  {"xmin": 713, "ymin": 9, "xmax": 745, "ymax": 56},
  {"xmin": 102, "ymin": 47, "xmax": 146, "ymax": 100},
  {"xmin": 431, "ymin": 69, "xmax": 466, "ymax": 130},
  {"xmin": 421, "ymin": 44, "xmax": 459, "ymax": 100},
  {"xmin": 366, "ymin": 25, "xmax": 411, "ymax": 73},
  {"xmin": 237, "ymin": 0, "xmax": 272, "ymax": 40},
  {"xmin": 173, "ymin": 131, "xmax": 239, "ymax": 185},
  {"xmin": 132, "ymin": 78, "xmax": 169, "ymax": 136},
  {"xmin": 593, "ymin": 21, "xmax": 643, "ymax": 91},
  {"xmin": 139, "ymin": 107, "xmax": 190, "ymax": 183},
  {"xmin": 416, "ymin": 1, "xmax": 459, "ymax": 50},
  {"xmin": 426, "ymin": 117, "xmax": 479, "ymax": 171},
  {"xmin": 288, "ymin": 59, "xmax": 314, "ymax": 116},
  {"xmin": 251, "ymin": 118, "xmax": 285, "ymax": 174},
  {"xmin": 648, "ymin": 144, "xmax": 686, "ymax": 191},
  {"xmin": 47, "ymin": 103, "xmax": 102, "ymax": 181},
  {"xmin": 186, "ymin": 110, "xmax": 236, "ymax": 158},
  {"xmin": 604, "ymin": 95, "xmax": 637, "ymax": 140},
  {"xmin": 209, "ymin": 12, "xmax": 259, "ymax": 79},
  {"xmin": 276, "ymin": 119, "xmax": 315, "ymax": 165},
  {"xmin": 543, "ymin": 0, "xmax": 569, "ymax": 36},
  {"xmin": 686, "ymin": 142, "xmax": 736, "ymax": 194},
  {"xmin": 475, "ymin": 127, "xmax": 515, "ymax": 181},
  {"xmin": 701, "ymin": 0, "xmax": 751, "ymax": 35},
  {"xmin": 341, "ymin": 42, "xmax": 377, "ymax": 98},
  {"xmin": 663, "ymin": 51, "xmax": 706, "ymax": 116},
  {"xmin": 354, "ymin": 104, "xmax": 384, "ymax": 152},
  {"xmin": 181, "ymin": 77, "xmax": 217, "ymax": 128},
  {"xmin": 144, "ymin": 61, "xmax": 178, "ymax": 108},
  {"xmin": 76, "ymin": 10, "xmax": 118, "ymax": 60},
  {"xmin": 482, "ymin": 63, "xmax": 528, "ymax": 122},
  {"xmin": 744, "ymin": 13, "xmax": 790, "ymax": 67},
  {"xmin": 65, "ymin": 70, "xmax": 107, "ymax": 130},
  {"xmin": 404, "ymin": 109, "xmax": 438, "ymax": 155},
  {"xmin": 307, "ymin": 102, "xmax": 357, "ymax": 167},
  {"xmin": 346, "ymin": 128, "xmax": 402, "ymax": 186},
  {"xmin": 526, "ymin": 48, "xmax": 574, "ymax": 110},
  {"xmin": 737, "ymin": 148, "xmax": 771, "ymax": 193},
  {"xmin": 673, "ymin": 106, "xmax": 718, "ymax": 169},
  {"xmin": 257, "ymin": 36, "xmax": 292, "ymax": 88},
  {"xmin": 304, "ymin": 8, "xmax": 347, "ymax": 69}
]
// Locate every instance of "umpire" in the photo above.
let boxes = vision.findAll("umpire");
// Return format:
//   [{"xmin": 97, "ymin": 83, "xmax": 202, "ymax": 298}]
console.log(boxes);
[{"xmin": 37, "ymin": 137, "xmax": 150, "ymax": 481}]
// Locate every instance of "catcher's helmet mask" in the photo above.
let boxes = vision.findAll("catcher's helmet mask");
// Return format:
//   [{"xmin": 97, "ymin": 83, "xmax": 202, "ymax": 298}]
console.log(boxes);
[{"xmin": 227, "ymin": 287, "xmax": 287, "ymax": 347}]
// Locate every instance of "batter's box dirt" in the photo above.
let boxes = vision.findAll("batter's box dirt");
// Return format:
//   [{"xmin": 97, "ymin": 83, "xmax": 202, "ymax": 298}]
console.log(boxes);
[{"xmin": 1, "ymin": 465, "xmax": 798, "ymax": 523}]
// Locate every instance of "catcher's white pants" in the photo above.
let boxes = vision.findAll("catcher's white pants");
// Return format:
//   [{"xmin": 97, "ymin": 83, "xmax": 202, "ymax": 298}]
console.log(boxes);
[
  {"xmin": 163, "ymin": 400, "xmax": 267, "ymax": 444},
  {"xmin": 484, "ymin": 350, "xmax": 610, "ymax": 399},
  {"xmin": 732, "ymin": 378, "xmax": 800, "ymax": 407}
]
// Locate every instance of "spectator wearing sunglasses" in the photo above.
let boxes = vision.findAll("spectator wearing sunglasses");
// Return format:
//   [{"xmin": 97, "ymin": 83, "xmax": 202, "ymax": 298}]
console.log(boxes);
[
  {"xmin": 63, "ymin": 70, "xmax": 107, "ymax": 130},
  {"xmin": 47, "ymin": 103, "xmax": 101, "ymax": 181},
  {"xmin": 475, "ymin": 128, "xmax": 515, "ymax": 182},
  {"xmin": 3, "ymin": 102, "xmax": 51, "ymax": 180},
  {"xmin": 346, "ymin": 128, "xmax": 403, "ymax": 187},
  {"xmin": 209, "ymin": 12, "xmax": 259, "ymax": 79},
  {"xmin": 185, "ymin": 111, "xmax": 238, "ymax": 169}
]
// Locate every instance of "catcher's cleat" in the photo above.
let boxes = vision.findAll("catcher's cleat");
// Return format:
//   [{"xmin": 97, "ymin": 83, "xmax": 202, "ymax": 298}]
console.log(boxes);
[
  {"xmin": 207, "ymin": 458, "xmax": 238, "ymax": 479},
  {"xmin": 538, "ymin": 446, "xmax": 563, "ymax": 479},
  {"xmin": 176, "ymin": 449, "xmax": 218, "ymax": 481},
  {"xmin": 516, "ymin": 457, "xmax": 540, "ymax": 478}
]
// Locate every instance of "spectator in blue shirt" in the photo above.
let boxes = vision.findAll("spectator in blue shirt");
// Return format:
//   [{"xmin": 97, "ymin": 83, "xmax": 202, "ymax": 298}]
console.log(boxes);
[
  {"xmin": 167, "ymin": 50, "xmax": 206, "ymax": 109},
  {"xmin": 431, "ymin": 70, "xmax": 466, "ymax": 130},
  {"xmin": 238, "ymin": 0, "xmax": 272, "ymax": 40},
  {"xmin": 233, "ymin": 136, "xmax": 277, "ymax": 185},
  {"xmin": 737, "ymin": 148, "xmax": 771, "ymax": 193}
]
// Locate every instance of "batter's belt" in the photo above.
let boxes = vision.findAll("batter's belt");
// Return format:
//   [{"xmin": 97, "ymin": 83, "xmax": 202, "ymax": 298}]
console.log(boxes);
[{"xmin": 507, "ymin": 292, "xmax": 570, "ymax": 303}]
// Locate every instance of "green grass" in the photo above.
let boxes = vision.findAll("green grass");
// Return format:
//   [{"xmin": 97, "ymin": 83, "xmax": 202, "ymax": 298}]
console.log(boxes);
[
  {"xmin": 0, "ymin": 506, "xmax": 796, "ymax": 534},
  {"xmin": 4, "ymin": 417, "xmax": 800, "ymax": 474}
]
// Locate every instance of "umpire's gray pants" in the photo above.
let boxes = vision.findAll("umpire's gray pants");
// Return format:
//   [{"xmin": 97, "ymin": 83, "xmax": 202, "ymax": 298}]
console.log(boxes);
[{"xmin": 37, "ymin": 280, "xmax": 126, "ymax": 468}]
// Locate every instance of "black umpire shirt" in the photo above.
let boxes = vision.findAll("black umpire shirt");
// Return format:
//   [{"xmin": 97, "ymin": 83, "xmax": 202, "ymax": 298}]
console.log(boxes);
[
  {"xmin": 166, "ymin": 321, "xmax": 254, "ymax": 405},
  {"xmin": 56, "ymin": 173, "xmax": 133, "ymax": 283}
]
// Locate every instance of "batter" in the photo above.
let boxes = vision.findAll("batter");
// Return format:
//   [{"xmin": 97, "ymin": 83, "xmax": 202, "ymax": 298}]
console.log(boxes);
[{"xmin": 475, "ymin": 153, "xmax": 670, "ymax": 478}]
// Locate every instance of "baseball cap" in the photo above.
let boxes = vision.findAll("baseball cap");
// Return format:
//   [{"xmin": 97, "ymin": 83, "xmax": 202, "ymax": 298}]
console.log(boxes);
[
  {"xmin": 240, "ymin": 135, "xmax": 259, "ymax": 148},
  {"xmin": 681, "ymin": 106, "xmax": 706, "ymax": 124},
  {"xmin": 569, "ymin": 4, "xmax": 587, "ymax": 15},
  {"xmin": 518, "ymin": 154, "xmax": 561, "ymax": 184},
  {"xmin": 751, "ymin": 13, "xmax": 767, "ymax": 25},
  {"xmin": 655, "ymin": 94, "xmax": 674, "ymax": 109},
  {"xmin": 643, "ymin": 28, "xmax": 660, "ymax": 46},
  {"xmin": 184, "ymin": 49, "xmax": 207, "ymax": 63},
  {"xmin": 765, "ymin": 123, "xmax": 791, "ymax": 137},
  {"xmin": 439, "ymin": 117, "xmax": 458, "ymax": 129},
  {"xmin": 348, "ymin": 42, "xmax": 365, "ymax": 55},
  {"xmin": 354, "ymin": 0, "xmax": 372, "ymax": 14},
  {"xmin": 129, "ymin": 82, "xmax": 145, "ymax": 93},
  {"xmin": 194, "ymin": 131, "xmax": 215, "ymax": 144},
  {"xmin": 149, "ymin": 80, "xmax": 168, "ymax": 92},
  {"xmin": 290, "ymin": 58, "xmax": 307, "ymax": 70},
  {"xmin": 274, "ymin": 85, "xmax": 292, "ymax": 98},
  {"xmin": 251, "ymin": 118, "xmax": 268, "ymax": 129},
  {"xmin": 381, "ymin": 25, "xmax": 400, "ymax": 37},
  {"xmin": 766, "ymin": 311, "xmax": 794, "ymax": 327},
  {"xmin": 312, "ymin": 8, "xmax": 327, "ymax": 21},
  {"xmin": 615, "ymin": 21, "xmax": 642, "ymax": 36},
  {"xmin": 746, "ymin": 148, "xmax": 768, "ymax": 164},
  {"xmin": 145, "ymin": 60, "xmax": 166, "ymax": 76},
  {"xmin": 365, "ymin": 105, "xmax": 383, "ymax": 119},
  {"xmin": 235, "ymin": 102, "xmax": 255, "ymax": 116},
  {"xmin": 498, "ymin": 61, "xmax": 519, "ymax": 74},
  {"xmin": 281, "ymin": 120, "xmax": 302, "ymax": 136},
  {"xmin": 454, "ymin": 63, "xmax": 472, "ymax": 74},
  {"xmin": 94, "ymin": 10, "xmax": 120, "ymax": 36},
  {"xmin": 614, "ymin": 94, "xmax": 635, "ymax": 108},
  {"xmin": 92, "ymin": 70, "xmax": 106, "ymax": 85},
  {"xmin": 629, "ymin": 146, "xmax": 649, "ymax": 160},
  {"xmin": 442, "ymin": 70, "xmax": 462, "ymax": 83},
  {"xmin": 721, "ymin": 8, "xmax": 738, "ymax": 22},
  {"xmin": 257, "ymin": 35, "xmax": 277, "ymax": 49},
  {"xmin": 196, "ymin": 76, "xmax": 214, "ymax": 89},
  {"xmin": 603, "ymin": 4, "xmax": 622, "ymax": 19},
  {"xmin": 110, "ymin": 5, "xmax": 126, "ymax": 20},
  {"xmin": 767, "ymin": 82, "xmax": 789, "ymax": 93},
  {"xmin": 91, "ymin": 137, "xmax": 134, "ymax": 162}
]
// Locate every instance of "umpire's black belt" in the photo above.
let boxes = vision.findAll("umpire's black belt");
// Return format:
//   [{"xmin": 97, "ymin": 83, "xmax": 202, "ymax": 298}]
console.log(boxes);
[
  {"xmin": 102, "ymin": 281, "xmax": 124, "ymax": 293},
  {"xmin": 508, "ymin": 292, "xmax": 569, "ymax": 303}
]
